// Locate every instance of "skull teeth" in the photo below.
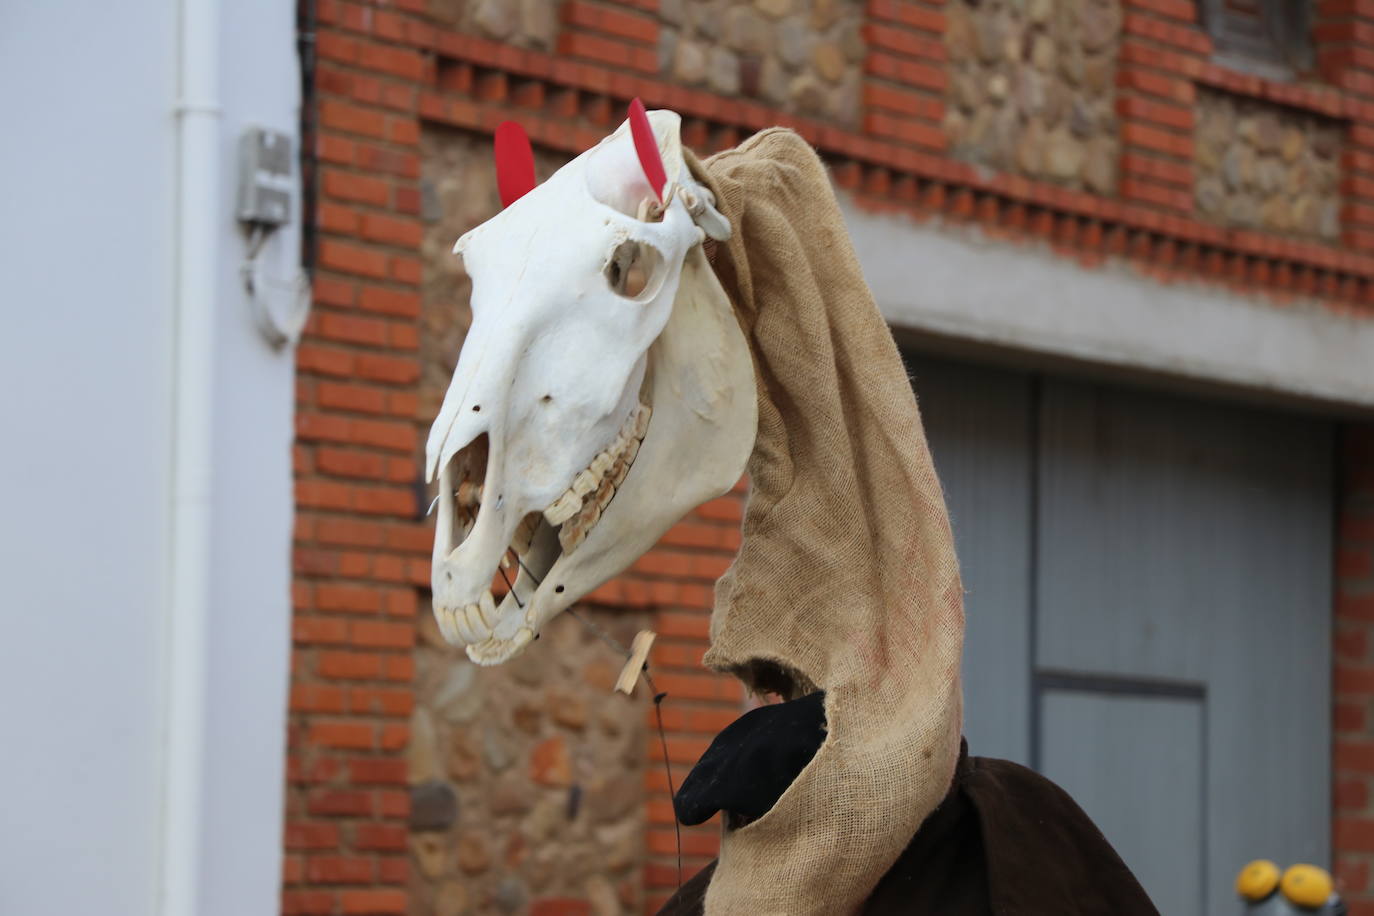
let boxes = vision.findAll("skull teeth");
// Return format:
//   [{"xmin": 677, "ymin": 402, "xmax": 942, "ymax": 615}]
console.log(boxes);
[
  {"xmin": 542, "ymin": 401, "xmax": 651, "ymax": 555},
  {"xmin": 466, "ymin": 626, "xmax": 535, "ymax": 666},
  {"xmin": 441, "ymin": 589, "xmax": 498, "ymax": 644}
]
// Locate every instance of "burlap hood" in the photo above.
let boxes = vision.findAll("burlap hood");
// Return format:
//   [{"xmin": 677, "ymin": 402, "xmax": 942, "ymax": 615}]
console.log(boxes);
[{"xmin": 687, "ymin": 129, "xmax": 965, "ymax": 915}]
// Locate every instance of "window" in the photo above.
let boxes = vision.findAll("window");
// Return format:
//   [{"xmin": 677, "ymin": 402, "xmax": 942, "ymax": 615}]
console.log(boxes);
[{"xmin": 1200, "ymin": 0, "xmax": 1312, "ymax": 78}]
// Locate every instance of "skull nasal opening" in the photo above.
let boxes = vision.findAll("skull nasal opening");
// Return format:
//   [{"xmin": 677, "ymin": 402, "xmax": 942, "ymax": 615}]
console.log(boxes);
[{"xmin": 446, "ymin": 431, "xmax": 491, "ymax": 547}]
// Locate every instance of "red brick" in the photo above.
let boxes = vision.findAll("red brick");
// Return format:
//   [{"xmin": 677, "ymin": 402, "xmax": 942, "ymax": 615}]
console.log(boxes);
[
  {"xmin": 1117, "ymin": 95, "xmax": 1194, "ymax": 130},
  {"xmin": 387, "ymin": 117, "xmax": 420, "ymax": 146},
  {"xmin": 1121, "ymin": 122, "xmax": 1191, "ymax": 158},
  {"xmin": 349, "ymin": 686, "xmax": 414, "ymax": 717},
  {"xmin": 864, "ymin": 51, "xmax": 948, "ymax": 91},
  {"xmin": 651, "ymin": 671, "xmax": 740, "ymax": 702},
  {"xmin": 317, "ymin": 382, "xmax": 389, "ymax": 415},
  {"xmin": 291, "ymin": 683, "xmax": 348, "ymax": 713},
  {"xmin": 382, "ymin": 655, "xmax": 415, "ymax": 682},
  {"xmin": 354, "ymin": 823, "xmax": 408, "ymax": 851},
  {"xmin": 350, "ymin": 620, "xmax": 414, "ymax": 649},
  {"xmin": 376, "ymin": 787, "xmax": 411, "ymax": 817},
  {"xmin": 322, "ymin": 169, "xmax": 392, "ymax": 207},
  {"xmin": 318, "ymin": 650, "xmax": 384, "ymax": 680},
  {"xmin": 308, "ymin": 720, "xmax": 375, "ymax": 750},
  {"xmin": 863, "ymin": 83, "xmax": 943, "ymax": 120},
  {"xmin": 863, "ymin": 23, "xmax": 946, "ymax": 60},
  {"xmin": 319, "ymin": 240, "xmax": 390, "ymax": 280},
  {"xmin": 867, "ymin": 0, "xmax": 946, "ymax": 32},
  {"xmin": 318, "ymin": 133, "xmax": 356, "ymax": 165},
  {"xmin": 317, "ymin": 583, "xmax": 385, "ymax": 614},
  {"xmin": 656, "ymin": 609, "xmax": 712, "ymax": 639},
  {"xmin": 1120, "ymin": 177, "xmax": 1192, "ymax": 211},
  {"xmin": 1339, "ymin": 700, "xmax": 1369, "ymax": 732},
  {"xmin": 340, "ymin": 889, "xmax": 408, "ymax": 915},
  {"xmin": 1343, "ymin": 627, "xmax": 1372, "ymax": 662},
  {"xmin": 1338, "ymin": 817, "xmax": 1374, "ymax": 852},
  {"xmin": 1340, "ymin": 777, "xmax": 1371, "ymax": 811},
  {"xmin": 348, "ymin": 756, "xmax": 409, "ymax": 784},
  {"xmin": 282, "ymin": 890, "xmax": 336, "ymax": 915},
  {"xmin": 316, "ymin": 447, "xmax": 387, "ymax": 479},
  {"xmin": 562, "ymin": 1, "xmax": 658, "ymax": 43},
  {"xmin": 308, "ymin": 788, "xmax": 374, "ymax": 817},
  {"xmin": 356, "ymin": 44, "xmax": 427, "ymax": 81},
  {"xmin": 355, "ymin": 353, "xmax": 421, "ymax": 385},
  {"xmin": 1338, "ymin": 857, "xmax": 1371, "ymax": 896},
  {"xmin": 319, "ymin": 202, "xmax": 361, "ymax": 235},
  {"xmin": 1342, "ymin": 594, "xmax": 1374, "ymax": 622},
  {"xmin": 284, "ymin": 821, "xmax": 340, "ymax": 850},
  {"xmin": 557, "ymin": 32, "xmax": 657, "ymax": 73},
  {"xmin": 360, "ymin": 213, "xmax": 423, "ymax": 247},
  {"xmin": 298, "ymin": 343, "xmax": 356, "ymax": 378},
  {"xmin": 358, "ymin": 286, "xmax": 421, "ymax": 318},
  {"xmin": 320, "ymin": 99, "xmax": 388, "ymax": 139},
  {"xmin": 1120, "ymin": 152, "xmax": 1193, "ymax": 188},
  {"xmin": 315, "ymin": 517, "xmax": 386, "ymax": 548},
  {"xmin": 1343, "ymin": 548, "xmax": 1374, "ymax": 579},
  {"xmin": 293, "ymin": 617, "xmax": 352, "ymax": 646},
  {"xmin": 377, "ymin": 857, "xmax": 409, "ymax": 884},
  {"xmin": 646, "ymin": 827, "xmax": 720, "ymax": 857},
  {"xmin": 306, "ymin": 855, "xmax": 374, "ymax": 884}
]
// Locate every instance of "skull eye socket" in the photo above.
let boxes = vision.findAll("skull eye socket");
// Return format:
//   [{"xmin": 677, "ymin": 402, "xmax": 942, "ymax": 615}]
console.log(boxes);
[{"xmin": 604, "ymin": 239, "xmax": 664, "ymax": 300}]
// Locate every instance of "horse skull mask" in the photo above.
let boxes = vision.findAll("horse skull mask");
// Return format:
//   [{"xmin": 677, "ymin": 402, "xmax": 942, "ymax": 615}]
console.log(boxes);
[{"xmin": 427, "ymin": 108, "xmax": 756, "ymax": 665}]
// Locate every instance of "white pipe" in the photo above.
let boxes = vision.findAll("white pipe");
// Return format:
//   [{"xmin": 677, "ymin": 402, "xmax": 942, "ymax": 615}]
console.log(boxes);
[{"xmin": 160, "ymin": 0, "xmax": 219, "ymax": 908}]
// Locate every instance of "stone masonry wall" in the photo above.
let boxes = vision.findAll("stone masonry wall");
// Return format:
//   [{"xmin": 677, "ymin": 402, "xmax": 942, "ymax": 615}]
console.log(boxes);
[
  {"xmin": 408, "ymin": 609, "xmax": 652, "ymax": 916},
  {"xmin": 943, "ymin": 0, "xmax": 1121, "ymax": 193},
  {"xmin": 659, "ymin": 0, "xmax": 865, "ymax": 124},
  {"xmin": 1194, "ymin": 89, "xmax": 1343, "ymax": 241}
]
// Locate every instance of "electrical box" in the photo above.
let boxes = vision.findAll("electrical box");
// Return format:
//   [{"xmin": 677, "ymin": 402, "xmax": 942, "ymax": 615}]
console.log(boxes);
[{"xmin": 237, "ymin": 127, "xmax": 294, "ymax": 226}]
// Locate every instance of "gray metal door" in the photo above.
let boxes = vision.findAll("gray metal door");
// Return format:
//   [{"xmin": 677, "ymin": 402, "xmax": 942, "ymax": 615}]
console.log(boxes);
[{"xmin": 909, "ymin": 355, "xmax": 1333, "ymax": 916}]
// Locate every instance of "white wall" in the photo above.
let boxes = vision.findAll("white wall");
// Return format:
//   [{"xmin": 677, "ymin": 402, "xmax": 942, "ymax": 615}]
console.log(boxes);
[{"xmin": 0, "ymin": 1, "xmax": 298, "ymax": 913}]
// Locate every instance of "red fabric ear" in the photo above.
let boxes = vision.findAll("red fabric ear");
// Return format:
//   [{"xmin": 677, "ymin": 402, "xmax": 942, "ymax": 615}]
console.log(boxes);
[
  {"xmin": 628, "ymin": 98, "xmax": 666, "ymax": 203},
  {"xmin": 493, "ymin": 121, "xmax": 537, "ymax": 208}
]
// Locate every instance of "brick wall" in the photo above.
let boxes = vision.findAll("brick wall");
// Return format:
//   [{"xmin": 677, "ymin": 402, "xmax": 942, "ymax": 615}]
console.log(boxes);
[{"xmin": 287, "ymin": 0, "xmax": 1374, "ymax": 913}]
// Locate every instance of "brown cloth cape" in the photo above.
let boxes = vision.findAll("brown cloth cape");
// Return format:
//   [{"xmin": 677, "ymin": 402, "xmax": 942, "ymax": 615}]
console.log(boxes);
[{"xmin": 655, "ymin": 742, "xmax": 1160, "ymax": 916}]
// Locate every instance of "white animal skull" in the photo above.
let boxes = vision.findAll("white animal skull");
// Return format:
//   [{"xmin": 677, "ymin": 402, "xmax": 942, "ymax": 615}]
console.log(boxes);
[{"xmin": 427, "ymin": 107, "xmax": 757, "ymax": 665}]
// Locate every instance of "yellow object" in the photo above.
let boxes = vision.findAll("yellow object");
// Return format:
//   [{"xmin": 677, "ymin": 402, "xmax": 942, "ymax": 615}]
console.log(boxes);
[
  {"xmin": 1281, "ymin": 864, "xmax": 1333, "ymax": 908},
  {"xmin": 1236, "ymin": 860, "xmax": 1281, "ymax": 901}
]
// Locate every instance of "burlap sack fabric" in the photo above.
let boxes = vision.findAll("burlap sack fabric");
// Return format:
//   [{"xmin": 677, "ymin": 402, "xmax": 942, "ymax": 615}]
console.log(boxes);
[{"xmin": 683, "ymin": 129, "xmax": 966, "ymax": 915}]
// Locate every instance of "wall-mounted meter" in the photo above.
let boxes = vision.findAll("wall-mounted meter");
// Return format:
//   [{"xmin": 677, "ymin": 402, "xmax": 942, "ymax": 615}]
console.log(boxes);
[{"xmin": 236, "ymin": 127, "xmax": 294, "ymax": 227}]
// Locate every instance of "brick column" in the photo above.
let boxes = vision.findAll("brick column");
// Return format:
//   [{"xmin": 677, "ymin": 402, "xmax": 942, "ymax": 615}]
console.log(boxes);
[
  {"xmin": 285, "ymin": 3, "xmax": 430, "ymax": 913},
  {"xmin": 862, "ymin": 0, "xmax": 948, "ymax": 153},
  {"xmin": 1315, "ymin": 0, "xmax": 1374, "ymax": 257},
  {"xmin": 1336, "ymin": 426, "xmax": 1374, "ymax": 911},
  {"xmin": 1115, "ymin": 0, "xmax": 1208, "ymax": 215},
  {"xmin": 558, "ymin": 0, "xmax": 660, "ymax": 76}
]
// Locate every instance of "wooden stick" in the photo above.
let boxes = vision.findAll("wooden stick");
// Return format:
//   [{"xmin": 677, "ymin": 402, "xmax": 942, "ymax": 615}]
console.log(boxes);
[{"xmin": 615, "ymin": 630, "xmax": 656, "ymax": 695}]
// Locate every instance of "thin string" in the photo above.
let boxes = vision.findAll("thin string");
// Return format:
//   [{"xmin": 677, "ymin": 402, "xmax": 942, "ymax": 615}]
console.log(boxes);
[
  {"xmin": 495, "ymin": 556, "xmax": 523, "ymax": 609},
  {"xmin": 564, "ymin": 605, "xmax": 684, "ymax": 895}
]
